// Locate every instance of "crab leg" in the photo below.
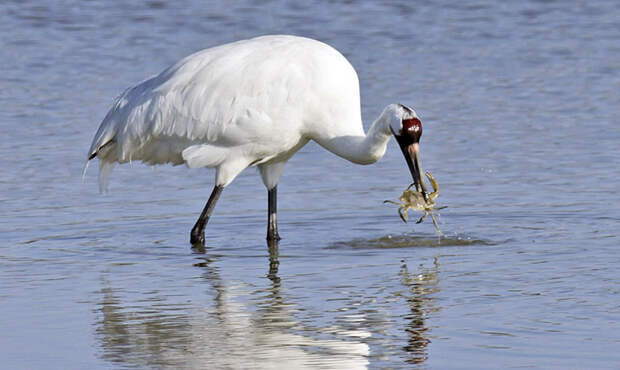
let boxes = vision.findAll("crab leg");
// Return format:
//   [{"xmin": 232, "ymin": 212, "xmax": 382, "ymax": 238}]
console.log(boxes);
[
  {"xmin": 398, "ymin": 207, "xmax": 409, "ymax": 223},
  {"xmin": 383, "ymin": 200, "xmax": 402, "ymax": 206},
  {"xmin": 429, "ymin": 212, "xmax": 442, "ymax": 235}
]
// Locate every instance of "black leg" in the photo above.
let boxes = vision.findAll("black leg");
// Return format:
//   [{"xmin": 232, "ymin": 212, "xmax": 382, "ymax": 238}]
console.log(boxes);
[
  {"xmin": 267, "ymin": 186, "xmax": 281, "ymax": 241},
  {"xmin": 267, "ymin": 238, "xmax": 280, "ymax": 282},
  {"xmin": 190, "ymin": 185, "xmax": 224, "ymax": 245}
]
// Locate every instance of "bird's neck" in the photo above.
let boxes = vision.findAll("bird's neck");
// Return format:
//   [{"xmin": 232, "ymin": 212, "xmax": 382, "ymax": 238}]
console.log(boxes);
[{"xmin": 314, "ymin": 113, "xmax": 392, "ymax": 165}]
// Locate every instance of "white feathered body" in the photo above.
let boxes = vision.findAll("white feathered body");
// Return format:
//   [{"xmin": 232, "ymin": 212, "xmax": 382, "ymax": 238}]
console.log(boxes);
[{"xmin": 88, "ymin": 35, "xmax": 394, "ymax": 190}]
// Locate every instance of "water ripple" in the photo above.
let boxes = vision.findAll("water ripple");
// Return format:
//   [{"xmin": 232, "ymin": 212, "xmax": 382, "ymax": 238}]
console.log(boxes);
[{"xmin": 328, "ymin": 233, "xmax": 496, "ymax": 250}]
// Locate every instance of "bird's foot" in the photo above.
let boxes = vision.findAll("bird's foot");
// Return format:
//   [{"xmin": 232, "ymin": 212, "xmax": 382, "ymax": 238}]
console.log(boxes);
[
  {"xmin": 267, "ymin": 231, "xmax": 281, "ymax": 242},
  {"xmin": 190, "ymin": 229, "xmax": 205, "ymax": 246}
]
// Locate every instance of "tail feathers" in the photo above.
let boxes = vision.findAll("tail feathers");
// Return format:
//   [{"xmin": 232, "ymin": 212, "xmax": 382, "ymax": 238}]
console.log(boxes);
[
  {"xmin": 81, "ymin": 160, "xmax": 90, "ymax": 183},
  {"xmin": 81, "ymin": 156, "xmax": 116, "ymax": 193},
  {"xmin": 88, "ymin": 139, "xmax": 116, "ymax": 160},
  {"xmin": 84, "ymin": 139, "xmax": 117, "ymax": 192},
  {"xmin": 98, "ymin": 160, "xmax": 116, "ymax": 193}
]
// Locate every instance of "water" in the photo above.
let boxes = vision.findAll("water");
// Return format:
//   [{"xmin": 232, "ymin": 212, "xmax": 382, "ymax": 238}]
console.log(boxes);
[{"xmin": 1, "ymin": 0, "xmax": 619, "ymax": 368}]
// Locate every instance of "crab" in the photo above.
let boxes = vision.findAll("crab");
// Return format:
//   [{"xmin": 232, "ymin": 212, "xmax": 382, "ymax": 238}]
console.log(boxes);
[{"xmin": 384, "ymin": 171, "xmax": 446, "ymax": 234}]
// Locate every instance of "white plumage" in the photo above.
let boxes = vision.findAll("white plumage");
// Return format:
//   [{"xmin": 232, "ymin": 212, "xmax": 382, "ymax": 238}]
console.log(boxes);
[{"xmin": 86, "ymin": 35, "xmax": 427, "ymax": 243}]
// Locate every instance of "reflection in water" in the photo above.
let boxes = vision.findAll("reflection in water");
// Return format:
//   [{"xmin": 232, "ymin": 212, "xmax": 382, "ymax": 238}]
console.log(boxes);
[
  {"xmin": 95, "ymin": 241, "xmax": 370, "ymax": 369},
  {"xmin": 96, "ymin": 280, "xmax": 194, "ymax": 368},
  {"xmin": 398, "ymin": 257, "xmax": 441, "ymax": 364}
]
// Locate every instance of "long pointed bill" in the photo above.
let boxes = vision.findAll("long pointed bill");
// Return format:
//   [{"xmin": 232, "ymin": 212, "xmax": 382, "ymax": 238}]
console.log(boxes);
[
  {"xmin": 390, "ymin": 123, "xmax": 430, "ymax": 204},
  {"xmin": 407, "ymin": 143, "xmax": 428, "ymax": 200}
]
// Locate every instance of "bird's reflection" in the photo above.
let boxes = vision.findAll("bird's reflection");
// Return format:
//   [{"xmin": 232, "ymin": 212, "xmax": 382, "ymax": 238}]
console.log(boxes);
[
  {"xmin": 192, "ymin": 239, "xmax": 370, "ymax": 367},
  {"xmin": 95, "ymin": 240, "xmax": 369, "ymax": 369},
  {"xmin": 95, "ymin": 278, "xmax": 194, "ymax": 368},
  {"xmin": 398, "ymin": 256, "xmax": 441, "ymax": 364}
]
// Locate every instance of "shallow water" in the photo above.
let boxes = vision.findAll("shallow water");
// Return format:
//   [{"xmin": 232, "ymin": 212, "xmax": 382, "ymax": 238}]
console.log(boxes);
[{"xmin": 1, "ymin": 0, "xmax": 619, "ymax": 368}]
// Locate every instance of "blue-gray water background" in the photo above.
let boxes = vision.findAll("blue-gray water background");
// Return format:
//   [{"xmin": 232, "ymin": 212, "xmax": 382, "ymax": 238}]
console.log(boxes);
[{"xmin": 1, "ymin": 0, "xmax": 619, "ymax": 368}]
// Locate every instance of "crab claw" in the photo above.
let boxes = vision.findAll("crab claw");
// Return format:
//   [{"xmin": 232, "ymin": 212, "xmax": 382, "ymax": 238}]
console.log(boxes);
[
  {"xmin": 416, "ymin": 213, "xmax": 427, "ymax": 224},
  {"xmin": 424, "ymin": 171, "xmax": 440, "ymax": 200}
]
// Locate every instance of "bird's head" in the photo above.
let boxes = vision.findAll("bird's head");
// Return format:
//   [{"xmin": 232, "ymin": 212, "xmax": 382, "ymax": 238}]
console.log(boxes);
[{"xmin": 386, "ymin": 103, "xmax": 429, "ymax": 201}]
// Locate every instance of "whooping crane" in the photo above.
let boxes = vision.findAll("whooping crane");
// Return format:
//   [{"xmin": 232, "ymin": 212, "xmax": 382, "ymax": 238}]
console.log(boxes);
[{"xmin": 85, "ymin": 35, "xmax": 429, "ymax": 245}]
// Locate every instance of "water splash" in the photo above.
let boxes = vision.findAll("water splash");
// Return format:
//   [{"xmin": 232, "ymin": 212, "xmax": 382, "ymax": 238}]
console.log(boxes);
[{"xmin": 328, "ymin": 233, "xmax": 495, "ymax": 250}]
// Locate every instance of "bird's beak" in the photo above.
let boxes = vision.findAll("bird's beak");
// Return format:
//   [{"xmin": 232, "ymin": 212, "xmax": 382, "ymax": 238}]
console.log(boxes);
[
  {"xmin": 407, "ymin": 143, "xmax": 429, "ymax": 198},
  {"xmin": 391, "ymin": 128, "xmax": 429, "ymax": 202}
]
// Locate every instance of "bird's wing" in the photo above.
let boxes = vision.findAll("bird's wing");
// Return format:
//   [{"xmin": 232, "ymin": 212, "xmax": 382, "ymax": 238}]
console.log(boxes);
[{"xmin": 88, "ymin": 35, "xmax": 361, "ymax": 166}]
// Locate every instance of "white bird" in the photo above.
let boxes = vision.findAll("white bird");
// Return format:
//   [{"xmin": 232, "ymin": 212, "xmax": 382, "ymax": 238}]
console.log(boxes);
[{"xmin": 86, "ymin": 35, "xmax": 429, "ymax": 245}]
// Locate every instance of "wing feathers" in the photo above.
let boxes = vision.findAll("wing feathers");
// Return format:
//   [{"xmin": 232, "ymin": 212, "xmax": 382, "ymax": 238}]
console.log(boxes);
[{"xmin": 182, "ymin": 144, "xmax": 228, "ymax": 168}]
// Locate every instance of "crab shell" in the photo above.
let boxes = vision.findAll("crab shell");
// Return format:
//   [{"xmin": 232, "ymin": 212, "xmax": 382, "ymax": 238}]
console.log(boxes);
[{"xmin": 398, "ymin": 171, "xmax": 440, "ymax": 210}]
